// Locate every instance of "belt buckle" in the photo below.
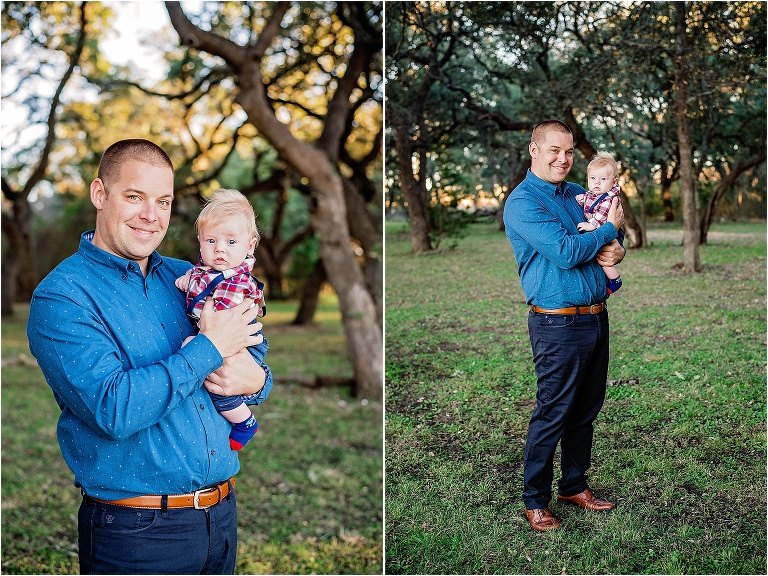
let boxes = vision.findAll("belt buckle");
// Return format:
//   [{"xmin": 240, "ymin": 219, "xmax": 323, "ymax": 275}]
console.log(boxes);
[
  {"xmin": 589, "ymin": 304, "xmax": 602, "ymax": 314},
  {"xmin": 193, "ymin": 488, "xmax": 213, "ymax": 510}
]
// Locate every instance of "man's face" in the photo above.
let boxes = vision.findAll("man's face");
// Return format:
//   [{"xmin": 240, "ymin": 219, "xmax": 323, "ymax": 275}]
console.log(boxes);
[
  {"xmin": 529, "ymin": 130, "xmax": 574, "ymax": 184},
  {"xmin": 90, "ymin": 159, "xmax": 174, "ymax": 274}
]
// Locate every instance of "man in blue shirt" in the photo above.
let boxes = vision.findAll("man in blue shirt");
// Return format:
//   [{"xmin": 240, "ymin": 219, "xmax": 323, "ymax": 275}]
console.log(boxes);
[
  {"xmin": 27, "ymin": 139, "xmax": 272, "ymax": 573},
  {"xmin": 504, "ymin": 120, "xmax": 625, "ymax": 532}
]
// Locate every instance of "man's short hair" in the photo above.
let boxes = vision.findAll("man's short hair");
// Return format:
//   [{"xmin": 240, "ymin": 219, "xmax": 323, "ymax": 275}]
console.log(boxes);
[
  {"xmin": 195, "ymin": 188, "xmax": 261, "ymax": 246},
  {"xmin": 587, "ymin": 151, "xmax": 619, "ymax": 179},
  {"xmin": 98, "ymin": 139, "xmax": 174, "ymax": 188},
  {"xmin": 531, "ymin": 120, "xmax": 573, "ymax": 147}
]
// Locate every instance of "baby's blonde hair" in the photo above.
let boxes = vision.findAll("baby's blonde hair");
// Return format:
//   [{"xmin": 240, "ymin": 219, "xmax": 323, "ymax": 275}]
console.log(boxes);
[
  {"xmin": 587, "ymin": 151, "xmax": 619, "ymax": 180},
  {"xmin": 195, "ymin": 188, "xmax": 260, "ymax": 246}
]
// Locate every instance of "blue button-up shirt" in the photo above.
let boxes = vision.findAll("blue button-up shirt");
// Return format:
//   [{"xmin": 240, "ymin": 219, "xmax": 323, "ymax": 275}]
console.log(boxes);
[
  {"xmin": 28, "ymin": 231, "xmax": 271, "ymax": 500},
  {"xmin": 504, "ymin": 170, "xmax": 624, "ymax": 308}
]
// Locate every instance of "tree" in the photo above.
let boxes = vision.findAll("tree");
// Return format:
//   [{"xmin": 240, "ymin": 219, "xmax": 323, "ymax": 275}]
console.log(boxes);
[
  {"xmin": 385, "ymin": 1, "xmax": 450, "ymax": 254},
  {"xmin": 674, "ymin": 2, "xmax": 701, "ymax": 272},
  {"xmin": 165, "ymin": 2, "xmax": 383, "ymax": 399},
  {"xmin": 1, "ymin": 1, "xmax": 90, "ymax": 316},
  {"xmin": 385, "ymin": 1, "xmax": 766, "ymax": 258},
  {"xmin": 700, "ymin": 131, "xmax": 766, "ymax": 244}
]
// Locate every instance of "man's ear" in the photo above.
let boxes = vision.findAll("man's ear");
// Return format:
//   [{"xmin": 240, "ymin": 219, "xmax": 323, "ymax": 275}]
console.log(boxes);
[
  {"xmin": 90, "ymin": 178, "xmax": 106, "ymax": 209},
  {"xmin": 529, "ymin": 142, "xmax": 538, "ymax": 158}
]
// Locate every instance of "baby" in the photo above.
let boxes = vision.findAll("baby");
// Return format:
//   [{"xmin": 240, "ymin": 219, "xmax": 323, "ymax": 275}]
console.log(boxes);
[
  {"xmin": 176, "ymin": 188, "xmax": 269, "ymax": 450},
  {"xmin": 575, "ymin": 151, "xmax": 623, "ymax": 295}
]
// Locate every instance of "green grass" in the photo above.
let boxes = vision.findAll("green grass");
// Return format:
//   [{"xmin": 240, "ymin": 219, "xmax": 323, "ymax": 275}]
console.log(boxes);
[
  {"xmin": 1, "ymin": 294, "xmax": 382, "ymax": 574},
  {"xmin": 385, "ymin": 220, "xmax": 766, "ymax": 575}
]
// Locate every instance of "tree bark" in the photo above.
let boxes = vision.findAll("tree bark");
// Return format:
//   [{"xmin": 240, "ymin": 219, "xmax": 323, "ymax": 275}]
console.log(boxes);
[
  {"xmin": 1, "ymin": 1, "xmax": 89, "ymax": 315},
  {"xmin": 496, "ymin": 162, "xmax": 530, "ymax": 230},
  {"xmin": 674, "ymin": 2, "xmax": 701, "ymax": 272},
  {"xmin": 1, "ymin": 213, "xmax": 21, "ymax": 318},
  {"xmin": 251, "ymin": 179, "xmax": 314, "ymax": 302},
  {"xmin": 699, "ymin": 134, "xmax": 766, "ymax": 243},
  {"xmin": 293, "ymin": 259, "xmax": 327, "ymax": 326},
  {"xmin": 659, "ymin": 159, "xmax": 677, "ymax": 222},
  {"xmin": 392, "ymin": 119, "xmax": 432, "ymax": 254},
  {"xmin": 342, "ymin": 177, "xmax": 383, "ymax": 325},
  {"xmin": 166, "ymin": 2, "xmax": 383, "ymax": 399}
]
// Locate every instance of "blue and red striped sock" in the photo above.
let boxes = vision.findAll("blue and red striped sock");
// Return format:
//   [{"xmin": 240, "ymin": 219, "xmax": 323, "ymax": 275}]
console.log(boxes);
[
  {"xmin": 607, "ymin": 276, "xmax": 623, "ymax": 295},
  {"xmin": 229, "ymin": 415, "xmax": 258, "ymax": 451}
]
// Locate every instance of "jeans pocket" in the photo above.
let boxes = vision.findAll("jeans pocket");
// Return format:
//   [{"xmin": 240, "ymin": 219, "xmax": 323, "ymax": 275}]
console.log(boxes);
[
  {"xmin": 537, "ymin": 314, "xmax": 577, "ymax": 328},
  {"xmin": 86, "ymin": 502, "xmax": 159, "ymax": 534}
]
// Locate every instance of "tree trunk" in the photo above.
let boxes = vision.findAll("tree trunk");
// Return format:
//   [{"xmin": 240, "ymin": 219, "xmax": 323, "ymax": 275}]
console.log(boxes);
[
  {"xmin": 496, "ymin": 162, "xmax": 530, "ymax": 230},
  {"xmin": 166, "ymin": 2, "xmax": 383, "ymax": 400},
  {"xmin": 293, "ymin": 259, "xmax": 326, "ymax": 325},
  {"xmin": 393, "ymin": 120, "xmax": 432, "ymax": 254},
  {"xmin": 618, "ymin": 187, "xmax": 646, "ymax": 249},
  {"xmin": 699, "ymin": 135, "xmax": 766, "ymax": 244},
  {"xmin": 1, "ymin": 2, "xmax": 88, "ymax": 312},
  {"xmin": 1, "ymin": 205, "xmax": 37, "ymax": 315},
  {"xmin": 674, "ymin": 2, "xmax": 701, "ymax": 272},
  {"xmin": 236, "ymin": 72, "xmax": 382, "ymax": 399},
  {"xmin": 662, "ymin": 183, "xmax": 675, "ymax": 221},
  {"xmin": 254, "ymin": 240, "xmax": 285, "ymax": 301},
  {"xmin": 659, "ymin": 159, "xmax": 676, "ymax": 222},
  {"xmin": 1, "ymin": 222, "xmax": 19, "ymax": 318},
  {"xmin": 342, "ymin": 178, "xmax": 383, "ymax": 326}
]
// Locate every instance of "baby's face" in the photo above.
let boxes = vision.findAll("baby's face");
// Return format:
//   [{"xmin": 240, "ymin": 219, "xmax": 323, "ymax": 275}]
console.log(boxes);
[
  {"xmin": 198, "ymin": 216, "xmax": 256, "ymax": 271},
  {"xmin": 587, "ymin": 165, "xmax": 617, "ymax": 194}
]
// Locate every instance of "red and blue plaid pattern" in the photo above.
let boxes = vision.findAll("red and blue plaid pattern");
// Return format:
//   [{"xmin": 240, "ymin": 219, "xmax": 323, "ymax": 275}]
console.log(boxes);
[
  {"xmin": 576, "ymin": 185, "xmax": 621, "ymax": 227},
  {"xmin": 186, "ymin": 257, "xmax": 265, "ymax": 322}
]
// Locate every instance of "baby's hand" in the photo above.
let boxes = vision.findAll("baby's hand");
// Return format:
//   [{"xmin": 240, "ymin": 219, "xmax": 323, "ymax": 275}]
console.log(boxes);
[
  {"xmin": 577, "ymin": 222, "xmax": 596, "ymax": 232},
  {"xmin": 175, "ymin": 270, "xmax": 192, "ymax": 291}
]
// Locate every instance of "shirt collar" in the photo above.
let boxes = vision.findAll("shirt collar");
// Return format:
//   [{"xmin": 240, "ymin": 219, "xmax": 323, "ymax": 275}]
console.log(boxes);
[
  {"xmin": 79, "ymin": 230, "xmax": 164, "ymax": 275},
  {"xmin": 526, "ymin": 169, "xmax": 569, "ymax": 197}
]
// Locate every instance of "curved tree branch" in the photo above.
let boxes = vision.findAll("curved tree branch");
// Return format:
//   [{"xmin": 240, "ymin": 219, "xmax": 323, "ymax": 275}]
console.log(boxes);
[
  {"xmin": 165, "ymin": 1, "xmax": 249, "ymax": 72},
  {"xmin": 316, "ymin": 9, "xmax": 381, "ymax": 161},
  {"xmin": 249, "ymin": 1, "xmax": 291, "ymax": 58},
  {"xmin": 88, "ymin": 66, "xmax": 229, "ymax": 102},
  {"xmin": 19, "ymin": 1, "xmax": 88, "ymax": 199}
]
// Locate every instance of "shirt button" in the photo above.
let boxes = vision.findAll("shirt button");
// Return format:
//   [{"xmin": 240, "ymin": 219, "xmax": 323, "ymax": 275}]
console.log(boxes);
[
  {"xmin": 200, "ymin": 404, "xmax": 205, "ymax": 410},
  {"xmin": 211, "ymin": 450, "xmax": 216, "ymax": 456}
]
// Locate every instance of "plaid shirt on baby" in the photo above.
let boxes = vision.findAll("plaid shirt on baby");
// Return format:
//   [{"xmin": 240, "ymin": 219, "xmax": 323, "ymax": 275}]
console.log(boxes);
[
  {"xmin": 186, "ymin": 256, "xmax": 265, "ymax": 323},
  {"xmin": 576, "ymin": 185, "xmax": 621, "ymax": 228}
]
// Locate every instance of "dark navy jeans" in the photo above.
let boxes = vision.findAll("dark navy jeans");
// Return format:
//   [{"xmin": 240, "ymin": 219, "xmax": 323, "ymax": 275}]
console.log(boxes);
[
  {"xmin": 78, "ymin": 484, "xmax": 237, "ymax": 574},
  {"xmin": 523, "ymin": 309, "xmax": 610, "ymax": 510}
]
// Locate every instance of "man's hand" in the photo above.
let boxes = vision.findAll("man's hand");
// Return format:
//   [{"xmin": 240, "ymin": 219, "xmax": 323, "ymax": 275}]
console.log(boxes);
[
  {"xmin": 198, "ymin": 298, "xmax": 263, "ymax": 358},
  {"xmin": 607, "ymin": 196, "xmax": 624, "ymax": 231},
  {"xmin": 597, "ymin": 239, "xmax": 626, "ymax": 267},
  {"xmin": 204, "ymin": 348, "xmax": 267, "ymax": 396}
]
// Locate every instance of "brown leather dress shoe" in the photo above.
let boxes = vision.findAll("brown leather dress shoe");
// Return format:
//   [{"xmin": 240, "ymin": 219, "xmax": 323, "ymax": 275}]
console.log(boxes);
[
  {"xmin": 557, "ymin": 488, "xmax": 615, "ymax": 511},
  {"xmin": 525, "ymin": 508, "xmax": 562, "ymax": 531}
]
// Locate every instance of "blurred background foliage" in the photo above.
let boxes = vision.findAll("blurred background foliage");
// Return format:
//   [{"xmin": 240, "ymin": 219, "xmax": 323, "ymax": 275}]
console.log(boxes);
[{"xmin": 385, "ymin": 1, "xmax": 766, "ymax": 255}]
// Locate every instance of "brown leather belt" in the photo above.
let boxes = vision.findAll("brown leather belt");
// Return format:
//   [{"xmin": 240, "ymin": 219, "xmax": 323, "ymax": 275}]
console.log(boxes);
[
  {"xmin": 530, "ymin": 302, "xmax": 606, "ymax": 315},
  {"xmin": 87, "ymin": 478, "xmax": 234, "ymax": 509}
]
